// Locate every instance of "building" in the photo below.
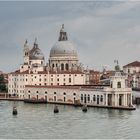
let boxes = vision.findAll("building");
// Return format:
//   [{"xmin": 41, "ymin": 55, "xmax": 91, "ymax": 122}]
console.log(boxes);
[
  {"xmin": 123, "ymin": 61, "xmax": 140, "ymax": 88},
  {"xmin": 8, "ymin": 25, "xmax": 87, "ymax": 98},
  {"xmin": 24, "ymin": 65, "xmax": 133, "ymax": 109},
  {"xmin": 8, "ymin": 25, "xmax": 135, "ymax": 109},
  {"xmin": 123, "ymin": 61, "xmax": 140, "ymax": 74},
  {"xmin": 89, "ymin": 70, "xmax": 100, "ymax": 84}
]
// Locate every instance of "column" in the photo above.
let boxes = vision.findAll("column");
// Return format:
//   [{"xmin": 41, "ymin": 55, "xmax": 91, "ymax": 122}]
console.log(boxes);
[
  {"xmin": 125, "ymin": 94, "xmax": 127, "ymax": 106},
  {"xmin": 130, "ymin": 93, "xmax": 132, "ymax": 105},
  {"xmin": 114, "ymin": 94, "xmax": 117, "ymax": 106},
  {"xmin": 117, "ymin": 94, "xmax": 119, "ymax": 106},
  {"xmin": 105, "ymin": 94, "xmax": 108, "ymax": 106},
  {"xmin": 123, "ymin": 94, "xmax": 126, "ymax": 106}
]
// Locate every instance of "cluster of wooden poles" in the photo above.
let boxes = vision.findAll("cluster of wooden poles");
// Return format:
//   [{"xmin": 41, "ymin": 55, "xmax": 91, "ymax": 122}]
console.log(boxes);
[{"xmin": 12, "ymin": 104, "xmax": 88, "ymax": 115}]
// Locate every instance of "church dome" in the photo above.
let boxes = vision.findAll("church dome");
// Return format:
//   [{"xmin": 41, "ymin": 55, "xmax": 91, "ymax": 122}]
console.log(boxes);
[
  {"xmin": 29, "ymin": 39, "xmax": 44, "ymax": 60},
  {"xmin": 50, "ymin": 24, "xmax": 78, "ymax": 58},
  {"xmin": 50, "ymin": 41, "xmax": 77, "ymax": 57}
]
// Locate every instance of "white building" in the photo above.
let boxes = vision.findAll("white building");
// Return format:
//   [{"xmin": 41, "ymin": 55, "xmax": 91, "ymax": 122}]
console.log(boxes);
[
  {"xmin": 8, "ymin": 25, "xmax": 135, "ymax": 109},
  {"xmin": 24, "ymin": 66, "xmax": 133, "ymax": 109},
  {"xmin": 8, "ymin": 25, "xmax": 87, "ymax": 98}
]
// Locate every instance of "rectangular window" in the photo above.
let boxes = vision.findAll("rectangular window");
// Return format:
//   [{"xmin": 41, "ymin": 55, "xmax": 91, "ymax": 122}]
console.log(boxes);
[{"xmin": 69, "ymin": 78, "xmax": 71, "ymax": 83}]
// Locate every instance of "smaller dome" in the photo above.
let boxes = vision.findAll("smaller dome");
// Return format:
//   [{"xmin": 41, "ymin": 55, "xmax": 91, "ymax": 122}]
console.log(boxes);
[{"xmin": 29, "ymin": 46, "xmax": 44, "ymax": 60}]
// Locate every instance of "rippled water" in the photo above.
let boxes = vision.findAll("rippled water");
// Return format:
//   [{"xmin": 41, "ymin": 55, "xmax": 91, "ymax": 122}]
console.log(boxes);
[{"xmin": 0, "ymin": 100, "xmax": 140, "ymax": 139}]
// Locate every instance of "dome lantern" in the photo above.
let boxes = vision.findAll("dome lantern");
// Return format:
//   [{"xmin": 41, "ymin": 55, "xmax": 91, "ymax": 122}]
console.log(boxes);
[
  {"xmin": 58, "ymin": 24, "xmax": 68, "ymax": 41},
  {"xmin": 49, "ymin": 25, "xmax": 79, "ymax": 72}
]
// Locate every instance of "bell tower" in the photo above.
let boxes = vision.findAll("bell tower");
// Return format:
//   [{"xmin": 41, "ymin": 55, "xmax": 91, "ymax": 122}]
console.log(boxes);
[{"xmin": 23, "ymin": 40, "xmax": 30, "ymax": 64}]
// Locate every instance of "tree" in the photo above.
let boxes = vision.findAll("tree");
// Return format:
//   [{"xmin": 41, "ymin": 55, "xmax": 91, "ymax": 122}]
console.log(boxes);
[
  {"xmin": 0, "ymin": 74, "xmax": 4, "ymax": 82},
  {"xmin": 0, "ymin": 84, "xmax": 6, "ymax": 92}
]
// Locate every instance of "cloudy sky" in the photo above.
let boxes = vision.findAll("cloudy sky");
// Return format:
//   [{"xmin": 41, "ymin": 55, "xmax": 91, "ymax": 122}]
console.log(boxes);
[{"xmin": 0, "ymin": 1, "xmax": 140, "ymax": 73}]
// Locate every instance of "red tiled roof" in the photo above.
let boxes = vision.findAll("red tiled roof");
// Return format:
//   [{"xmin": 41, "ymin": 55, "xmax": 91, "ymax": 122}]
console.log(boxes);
[
  {"xmin": 89, "ymin": 70, "xmax": 100, "ymax": 74},
  {"xmin": 10, "ymin": 70, "xmax": 29, "ymax": 75},
  {"xmin": 123, "ymin": 61, "xmax": 140, "ymax": 68},
  {"xmin": 9, "ymin": 69, "xmax": 84, "ymax": 75}
]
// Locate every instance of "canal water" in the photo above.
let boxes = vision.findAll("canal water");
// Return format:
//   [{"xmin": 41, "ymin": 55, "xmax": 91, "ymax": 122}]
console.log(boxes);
[{"xmin": 0, "ymin": 93, "xmax": 140, "ymax": 139}]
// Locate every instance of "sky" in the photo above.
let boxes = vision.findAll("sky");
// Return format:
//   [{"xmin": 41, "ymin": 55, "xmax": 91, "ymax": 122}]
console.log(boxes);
[{"xmin": 0, "ymin": 1, "xmax": 140, "ymax": 73}]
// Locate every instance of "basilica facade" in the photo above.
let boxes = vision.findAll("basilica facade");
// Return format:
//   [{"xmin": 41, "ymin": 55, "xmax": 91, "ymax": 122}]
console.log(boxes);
[{"xmin": 8, "ymin": 25, "xmax": 87, "ymax": 99}]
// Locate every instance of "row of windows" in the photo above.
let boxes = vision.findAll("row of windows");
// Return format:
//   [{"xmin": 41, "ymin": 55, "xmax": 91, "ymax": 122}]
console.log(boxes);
[
  {"xmin": 28, "ymin": 90, "xmax": 76, "ymax": 96},
  {"xmin": 9, "ymin": 76, "xmax": 79, "ymax": 82},
  {"xmin": 81, "ymin": 94, "xmax": 103, "ymax": 102},
  {"xmin": 9, "ymin": 85, "xmax": 25, "ymax": 88},
  {"xmin": 9, "ymin": 90, "xmax": 24, "ymax": 93}
]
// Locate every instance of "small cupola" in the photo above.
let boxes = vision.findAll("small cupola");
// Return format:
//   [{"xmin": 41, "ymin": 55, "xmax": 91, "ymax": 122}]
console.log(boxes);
[
  {"xmin": 110, "ymin": 60, "xmax": 126, "ymax": 89},
  {"xmin": 58, "ymin": 24, "xmax": 68, "ymax": 41}
]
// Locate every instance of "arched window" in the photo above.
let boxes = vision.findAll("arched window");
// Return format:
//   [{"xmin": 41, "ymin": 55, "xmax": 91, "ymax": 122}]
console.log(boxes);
[
  {"xmin": 81, "ymin": 94, "xmax": 83, "ymax": 101},
  {"xmin": 100, "ymin": 95, "xmax": 103, "ymax": 102},
  {"xmin": 69, "ymin": 78, "xmax": 71, "ymax": 83},
  {"xmin": 97, "ymin": 95, "xmax": 100, "ymax": 104},
  {"xmin": 52, "ymin": 64, "xmax": 54, "ymax": 68},
  {"xmin": 36, "ymin": 95, "xmax": 38, "ymax": 100},
  {"xmin": 84, "ymin": 94, "xmax": 87, "ymax": 104},
  {"xmin": 28, "ymin": 94, "xmax": 30, "ymax": 99},
  {"xmin": 61, "ymin": 63, "xmax": 64, "ymax": 71},
  {"xmin": 93, "ymin": 95, "xmax": 96, "ymax": 101},
  {"xmin": 65, "ymin": 63, "xmax": 69, "ymax": 71},
  {"xmin": 117, "ymin": 82, "xmax": 121, "ymax": 88},
  {"xmin": 88, "ymin": 94, "xmax": 90, "ymax": 102}
]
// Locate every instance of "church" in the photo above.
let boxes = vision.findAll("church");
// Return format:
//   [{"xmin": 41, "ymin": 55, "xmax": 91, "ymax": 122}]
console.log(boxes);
[
  {"xmin": 8, "ymin": 25, "xmax": 135, "ymax": 110},
  {"xmin": 8, "ymin": 25, "xmax": 87, "ymax": 99}
]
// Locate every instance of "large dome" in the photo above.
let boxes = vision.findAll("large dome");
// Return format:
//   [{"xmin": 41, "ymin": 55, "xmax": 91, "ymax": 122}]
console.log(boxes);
[{"xmin": 50, "ymin": 41, "xmax": 77, "ymax": 57}]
